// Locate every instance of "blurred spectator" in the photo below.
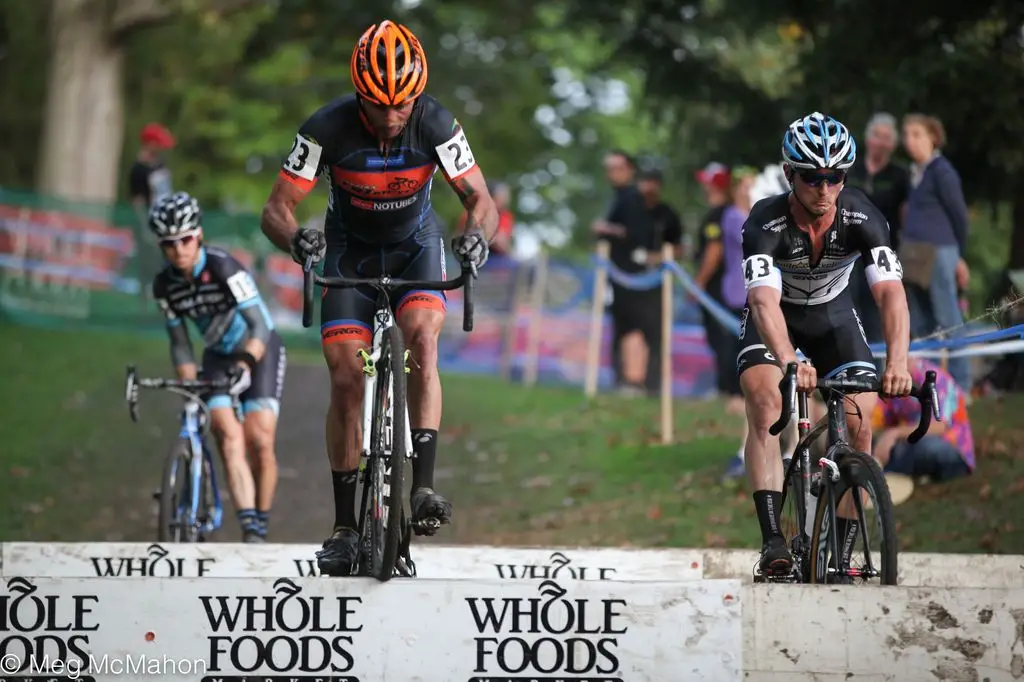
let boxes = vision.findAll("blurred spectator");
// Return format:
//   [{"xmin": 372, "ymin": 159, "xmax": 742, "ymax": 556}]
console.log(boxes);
[
  {"xmin": 900, "ymin": 114, "xmax": 971, "ymax": 389},
  {"xmin": 130, "ymin": 123, "xmax": 176, "ymax": 214},
  {"xmin": 460, "ymin": 181, "xmax": 515, "ymax": 257},
  {"xmin": 719, "ymin": 166, "xmax": 759, "ymax": 478},
  {"xmin": 592, "ymin": 149, "xmax": 659, "ymax": 395},
  {"xmin": 129, "ymin": 123, "xmax": 176, "ymax": 304},
  {"xmin": 872, "ymin": 356, "xmax": 974, "ymax": 482},
  {"xmin": 636, "ymin": 168, "xmax": 684, "ymax": 261},
  {"xmin": 847, "ymin": 112, "xmax": 911, "ymax": 347},
  {"xmin": 692, "ymin": 162, "xmax": 736, "ymax": 400}
]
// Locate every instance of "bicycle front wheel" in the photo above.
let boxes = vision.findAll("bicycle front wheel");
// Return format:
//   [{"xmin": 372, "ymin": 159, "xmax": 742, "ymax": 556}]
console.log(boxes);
[
  {"xmin": 367, "ymin": 324, "xmax": 409, "ymax": 582},
  {"xmin": 809, "ymin": 450, "xmax": 898, "ymax": 585},
  {"xmin": 158, "ymin": 439, "xmax": 196, "ymax": 543}
]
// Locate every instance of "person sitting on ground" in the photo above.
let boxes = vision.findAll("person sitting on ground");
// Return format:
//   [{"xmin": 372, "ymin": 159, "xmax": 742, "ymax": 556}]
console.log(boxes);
[{"xmin": 871, "ymin": 356, "xmax": 974, "ymax": 482}]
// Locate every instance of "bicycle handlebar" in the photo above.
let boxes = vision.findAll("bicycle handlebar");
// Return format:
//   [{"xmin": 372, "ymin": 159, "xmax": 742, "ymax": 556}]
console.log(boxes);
[
  {"xmin": 769, "ymin": 361, "xmax": 941, "ymax": 444},
  {"xmin": 124, "ymin": 365, "xmax": 233, "ymax": 423},
  {"xmin": 301, "ymin": 255, "xmax": 476, "ymax": 332}
]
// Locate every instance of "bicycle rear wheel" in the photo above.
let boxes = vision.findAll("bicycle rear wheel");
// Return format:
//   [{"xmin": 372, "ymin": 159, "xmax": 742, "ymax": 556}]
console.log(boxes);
[
  {"xmin": 366, "ymin": 324, "xmax": 409, "ymax": 582},
  {"xmin": 158, "ymin": 439, "xmax": 196, "ymax": 543},
  {"xmin": 809, "ymin": 450, "xmax": 898, "ymax": 585}
]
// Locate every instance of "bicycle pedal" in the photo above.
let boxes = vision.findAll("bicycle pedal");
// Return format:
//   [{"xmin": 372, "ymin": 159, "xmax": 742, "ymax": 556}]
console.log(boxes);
[{"xmin": 412, "ymin": 517, "xmax": 441, "ymax": 536}]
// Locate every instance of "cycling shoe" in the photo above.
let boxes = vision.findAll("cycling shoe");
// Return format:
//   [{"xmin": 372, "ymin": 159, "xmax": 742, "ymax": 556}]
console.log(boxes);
[
  {"xmin": 316, "ymin": 527, "xmax": 359, "ymax": 576},
  {"xmin": 410, "ymin": 487, "xmax": 452, "ymax": 536},
  {"xmin": 759, "ymin": 536, "xmax": 793, "ymax": 577}
]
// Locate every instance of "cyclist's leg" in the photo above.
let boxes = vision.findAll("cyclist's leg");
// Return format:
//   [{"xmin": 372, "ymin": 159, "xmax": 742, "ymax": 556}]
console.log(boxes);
[
  {"xmin": 736, "ymin": 306, "xmax": 791, "ymax": 574},
  {"xmin": 202, "ymin": 349, "xmax": 258, "ymax": 540},
  {"xmin": 239, "ymin": 331, "xmax": 286, "ymax": 540},
  {"xmin": 318, "ymin": 236, "xmax": 377, "ymax": 572},
  {"xmin": 393, "ymin": 231, "xmax": 452, "ymax": 531}
]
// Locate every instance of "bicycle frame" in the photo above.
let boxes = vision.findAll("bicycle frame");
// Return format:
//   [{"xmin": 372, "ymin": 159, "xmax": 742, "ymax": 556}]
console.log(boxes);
[
  {"xmin": 176, "ymin": 402, "xmax": 224, "ymax": 537},
  {"xmin": 360, "ymin": 293, "xmax": 413, "ymax": 464}
]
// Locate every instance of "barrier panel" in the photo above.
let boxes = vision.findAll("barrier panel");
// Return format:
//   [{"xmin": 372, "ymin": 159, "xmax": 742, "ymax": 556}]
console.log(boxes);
[
  {"xmin": 4, "ymin": 544, "xmax": 1022, "ymax": 588},
  {"xmin": 0, "ymin": 575, "xmax": 742, "ymax": 681},
  {"xmin": 743, "ymin": 584, "xmax": 1024, "ymax": 680}
]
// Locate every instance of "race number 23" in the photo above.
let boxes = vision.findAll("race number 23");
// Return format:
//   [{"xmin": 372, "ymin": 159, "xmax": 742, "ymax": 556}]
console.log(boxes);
[
  {"xmin": 743, "ymin": 255, "xmax": 775, "ymax": 286},
  {"xmin": 436, "ymin": 130, "xmax": 476, "ymax": 178},
  {"xmin": 285, "ymin": 134, "xmax": 323, "ymax": 182}
]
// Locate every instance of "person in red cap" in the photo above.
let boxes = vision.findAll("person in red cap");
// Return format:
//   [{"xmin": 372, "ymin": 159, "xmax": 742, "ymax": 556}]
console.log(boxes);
[
  {"xmin": 692, "ymin": 161, "xmax": 740, "ymax": 404},
  {"xmin": 130, "ymin": 123, "xmax": 176, "ymax": 212},
  {"xmin": 130, "ymin": 123, "xmax": 177, "ymax": 304}
]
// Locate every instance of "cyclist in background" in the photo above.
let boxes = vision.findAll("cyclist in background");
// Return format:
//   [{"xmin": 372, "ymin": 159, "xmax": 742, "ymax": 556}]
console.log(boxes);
[
  {"xmin": 150, "ymin": 192, "xmax": 286, "ymax": 543},
  {"xmin": 260, "ymin": 20, "xmax": 497, "ymax": 575},
  {"xmin": 738, "ymin": 113, "xmax": 913, "ymax": 576}
]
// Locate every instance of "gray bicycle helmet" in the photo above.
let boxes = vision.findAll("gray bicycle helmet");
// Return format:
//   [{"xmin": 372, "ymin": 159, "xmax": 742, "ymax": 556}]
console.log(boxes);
[
  {"xmin": 781, "ymin": 112, "xmax": 857, "ymax": 170},
  {"xmin": 149, "ymin": 191, "xmax": 203, "ymax": 238}
]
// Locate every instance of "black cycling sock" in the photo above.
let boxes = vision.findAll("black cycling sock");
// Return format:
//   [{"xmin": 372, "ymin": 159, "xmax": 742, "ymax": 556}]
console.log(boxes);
[
  {"xmin": 237, "ymin": 508, "xmax": 259, "ymax": 532},
  {"xmin": 332, "ymin": 469, "xmax": 359, "ymax": 531},
  {"xmin": 256, "ymin": 510, "xmax": 270, "ymax": 538},
  {"xmin": 411, "ymin": 429, "xmax": 438, "ymax": 490},
  {"xmin": 753, "ymin": 490, "xmax": 783, "ymax": 545},
  {"xmin": 836, "ymin": 517, "xmax": 860, "ymax": 566}
]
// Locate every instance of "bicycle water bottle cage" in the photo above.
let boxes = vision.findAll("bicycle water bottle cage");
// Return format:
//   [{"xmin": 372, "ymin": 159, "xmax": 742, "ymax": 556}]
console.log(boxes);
[{"xmin": 358, "ymin": 348, "xmax": 376, "ymax": 377}]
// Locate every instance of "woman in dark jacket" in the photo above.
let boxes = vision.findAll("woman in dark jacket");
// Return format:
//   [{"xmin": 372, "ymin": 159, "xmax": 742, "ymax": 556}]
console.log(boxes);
[{"xmin": 899, "ymin": 114, "xmax": 971, "ymax": 389}]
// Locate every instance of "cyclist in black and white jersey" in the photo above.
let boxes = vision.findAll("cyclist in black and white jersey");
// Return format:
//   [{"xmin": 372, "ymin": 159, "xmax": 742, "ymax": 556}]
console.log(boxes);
[
  {"xmin": 150, "ymin": 192, "xmax": 287, "ymax": 543},
  {"xmin": 738, "ymin": 113, "xmax": 914, "ymax": 576}
]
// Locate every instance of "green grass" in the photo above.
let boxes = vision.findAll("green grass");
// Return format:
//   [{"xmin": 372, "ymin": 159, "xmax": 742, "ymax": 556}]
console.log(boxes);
[{"xmin": 3, "ymin": 322, "xmax": 1024, "ymax": 554}]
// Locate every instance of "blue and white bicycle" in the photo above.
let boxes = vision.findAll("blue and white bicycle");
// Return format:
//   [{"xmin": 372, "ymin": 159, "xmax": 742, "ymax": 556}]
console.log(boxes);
[{"xmin": 124, "ymin": 366, "xmax": 232, "ymax": 543}]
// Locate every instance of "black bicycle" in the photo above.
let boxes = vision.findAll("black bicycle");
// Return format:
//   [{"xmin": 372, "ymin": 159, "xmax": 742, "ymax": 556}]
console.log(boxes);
[
  {"xmin": 125, "ymin": 366, "xmax": 235, "ymax": 543},
  {"xmin": 301, "ymin": 257, "xmax": 476, "ymax": 581},
  {"xmin": 756, "ymin": 361, "xmax": 940, "ymax": 585}
]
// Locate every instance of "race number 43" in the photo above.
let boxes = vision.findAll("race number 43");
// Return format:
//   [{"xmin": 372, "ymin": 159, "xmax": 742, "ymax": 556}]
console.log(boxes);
[
  {"xmin": 868, "ymin": 246, "xmax": 903, "ymax": 283},
  {"xmin": 285, "ymin": 133, "xmax": 323, "ymax": 182},
  {"xmin": 436, "ymin": 130, "xmax": 476, "ymax": 179},
  {"xmin": 743, "ymin": 255, "xmax": 776, "ymax": 286}
]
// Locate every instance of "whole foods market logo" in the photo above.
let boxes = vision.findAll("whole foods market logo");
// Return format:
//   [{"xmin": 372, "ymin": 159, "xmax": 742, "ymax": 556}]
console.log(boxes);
[
  {"xmin": 0, "ymin": 577, "xmax": 98, "ymax": 680},
  {"xmin": 199, "ymin": 578, "xmax": 362, "ymax": 681},
  {"xmin": 494, "ymin": 551, "xmax": 617, "ymax": 581},
  {"xmin": 465, "ymin": 579, "xmax": 627, "ymax": 681},
  {"xmin": 90, "ymin": 543, "xmax": 215, "ymax": 577}
]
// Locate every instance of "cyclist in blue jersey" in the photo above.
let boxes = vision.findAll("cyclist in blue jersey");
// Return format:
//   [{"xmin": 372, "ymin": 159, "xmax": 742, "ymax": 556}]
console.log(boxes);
[
  {"xmin": 150, "ymin": 192, "xmax": 287, "ymax": 543},
  {"xmin": 260, "ymin": 20, "xmax": 498, "ymax": 575}
]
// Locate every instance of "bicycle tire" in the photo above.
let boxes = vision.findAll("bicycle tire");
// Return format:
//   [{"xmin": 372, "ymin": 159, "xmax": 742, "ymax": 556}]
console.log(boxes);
[
  {"xmin": 368, "ymin": 324, "xmax": 409, "ymax": 582},
  {"xmin": 809, "ymin": 450, "xmax": 898, "ymax": 585},
  {"xmin": 158, "ymin": 439, "xmax": 195, "ymax": 543}
]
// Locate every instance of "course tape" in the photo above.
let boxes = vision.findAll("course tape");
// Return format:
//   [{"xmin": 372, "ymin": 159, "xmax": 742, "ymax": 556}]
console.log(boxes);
[{"xmin": 591, "ymin": 254, "xmax": 1024, "ymax": 358}]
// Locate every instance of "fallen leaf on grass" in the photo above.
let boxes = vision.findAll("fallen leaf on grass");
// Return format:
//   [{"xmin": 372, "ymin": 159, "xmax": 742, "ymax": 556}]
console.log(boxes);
[
  {"xmin": 521, "ymin": 475, "xmax": 552, "ymax": 489},
  {"xmin": 1006, "ymin": 479, "xmax": 1024, "ymax": 494},
  {"xmin": 9, "ymin": 466, "xmax": 30, "ymax": 478},
  {"xmin": 979, "ymin": 484, "xmax": 992, "ymax": 501},
  {"xmin": 703, "ymin": 533, "xmax": 729, "ymax": 548},
  {"xmin": 646, "ymin": 505, "xmax": 662, "ymax": 520},
  {"xmin": 674, "ymin": 472, "xmax": 695, "ymax": 491},
  {"xmin": 980, "ymin": 532, "xmax": 998, "ymax": 552}
]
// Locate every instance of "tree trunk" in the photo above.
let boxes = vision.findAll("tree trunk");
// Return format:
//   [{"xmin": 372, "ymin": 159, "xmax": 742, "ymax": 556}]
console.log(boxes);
[{"xmin": 36, "ymin": 0, "xmax": 124, "ymax": 203}]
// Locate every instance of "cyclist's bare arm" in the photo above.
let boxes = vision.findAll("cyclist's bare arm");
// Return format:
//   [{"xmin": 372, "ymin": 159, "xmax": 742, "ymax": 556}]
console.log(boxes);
[
  {"xmin": 872, "ymin": 280, "xmax": 910, "ymax": 366},
  {"xmin": 449, "ymin": 167, "xmax": 498, "ymax": 241},
  {"xmin": 260, "ymin": 176, "xmax": 311, "ymax": 254},
  {"xmin": 167, "ymin": 322, "xmax": 198, "ymax": 381},
  {"xmin": 747, "ymin": 286, "xmax": 798, "ymax": 365}
]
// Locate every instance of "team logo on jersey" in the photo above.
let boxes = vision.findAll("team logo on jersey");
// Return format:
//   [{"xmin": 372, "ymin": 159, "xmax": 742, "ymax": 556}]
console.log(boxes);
[
  {"xmin": 840, "ymin": 208, "xmax": 868, "ymax": 226},
  {"xmin": 332, "ymin": 164, "xmax": 434, "ymax": 200},
  {"xmin": 350, "ymin": 195, "xmax": 419, "ymax": 212},
  {"xmin": 762, "ymin": 216, "xmax": 786, "ymax": 232}
]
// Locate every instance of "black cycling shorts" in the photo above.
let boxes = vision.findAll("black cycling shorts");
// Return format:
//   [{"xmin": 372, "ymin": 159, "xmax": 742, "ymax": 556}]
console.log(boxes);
[
  {"xmin": 735, "ymin": 298, "xmax": 877, "ymax": 381},
  {"xmin": 320, "ymin": 223, "xmax": 448, "ymax": 347},
  {"xmin": 204, "ymin": 332, "xmax": 287, "ymax": 416}
]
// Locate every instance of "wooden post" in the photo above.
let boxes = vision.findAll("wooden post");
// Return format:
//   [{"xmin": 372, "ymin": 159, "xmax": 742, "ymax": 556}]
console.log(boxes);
[
  {"xmin": 499, "ymin": 261, "xmax": 529, "ymax": 381},
  {"xmin": 660, "ymin": 243, "xmax": 674, "ymax": 445},
  {"xmin": 584, "ymin": 241, "xmax": 610, "ymax": 398},
  {"xmin": 523, "ymin": 249, "xmax": 548, "ymax": 387}
]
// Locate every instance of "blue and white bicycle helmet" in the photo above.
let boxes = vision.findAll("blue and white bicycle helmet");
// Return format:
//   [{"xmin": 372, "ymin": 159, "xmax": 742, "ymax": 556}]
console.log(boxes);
[
  {"xmin": 148, "ymin": 191, "xmax": 203, "ymax": 238},
  {"xmin": 781, "ymin": 112, "xmax": 857, "ymax": 171}
]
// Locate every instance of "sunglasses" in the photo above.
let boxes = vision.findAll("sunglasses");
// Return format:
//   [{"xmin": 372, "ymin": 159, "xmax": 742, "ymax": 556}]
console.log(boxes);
[
  {"xmin": 798, "ymin": 169, "xmax": 846, "ymax": 187},
  {"xmin": 159, "ymin": 234, "xmax": 196, "ymax": 249}
]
